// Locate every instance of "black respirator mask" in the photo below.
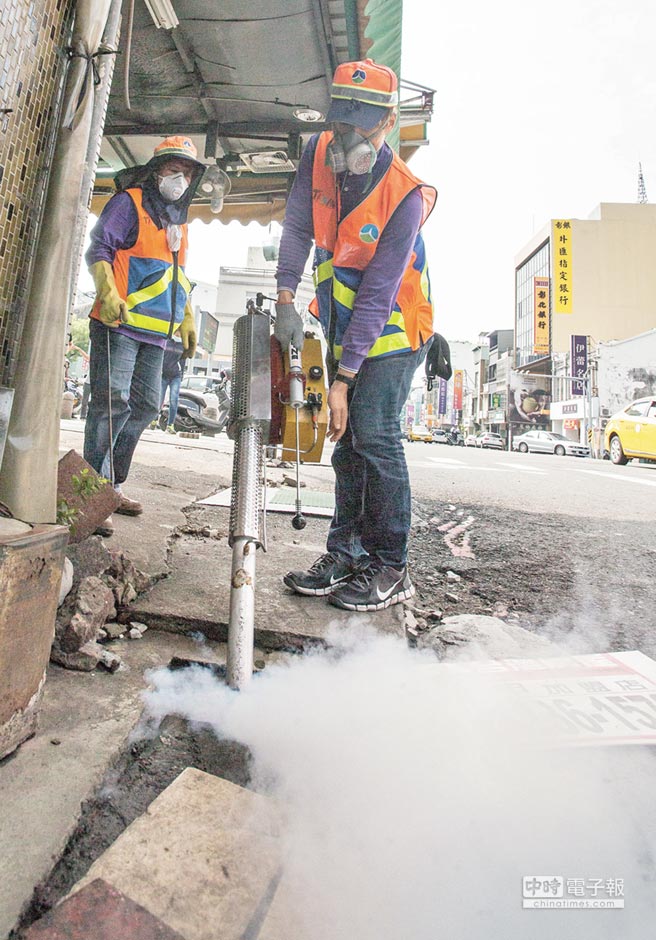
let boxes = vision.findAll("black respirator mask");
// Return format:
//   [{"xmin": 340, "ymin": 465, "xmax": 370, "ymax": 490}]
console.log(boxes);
[{"xmin": 326, "ymin": 118, "xmax": 387, "ymax": 176}]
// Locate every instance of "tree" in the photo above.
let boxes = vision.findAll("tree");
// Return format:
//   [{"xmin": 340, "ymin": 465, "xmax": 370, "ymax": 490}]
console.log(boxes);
[{"xmin": 68, "ymin": 317, "xmax": 90, "ymax": 358}]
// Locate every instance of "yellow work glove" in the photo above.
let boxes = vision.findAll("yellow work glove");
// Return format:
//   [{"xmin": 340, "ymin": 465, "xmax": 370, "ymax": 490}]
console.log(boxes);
[
  {"xmin": 177, "ymin": 301, "xmax": 197, "ymax": 359},
  {"xmin": 89, "ymin": 260, "xmax": 127, "ymax": 327}
]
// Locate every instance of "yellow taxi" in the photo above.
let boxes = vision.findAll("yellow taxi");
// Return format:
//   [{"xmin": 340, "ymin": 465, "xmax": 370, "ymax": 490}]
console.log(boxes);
[
  {"xmin": 407, "ymin": 425, "xmax": 434, "ymax": 443},
  {"xmin": 604, "ymin": 397, "xmax": 656, "ymax": 464}
]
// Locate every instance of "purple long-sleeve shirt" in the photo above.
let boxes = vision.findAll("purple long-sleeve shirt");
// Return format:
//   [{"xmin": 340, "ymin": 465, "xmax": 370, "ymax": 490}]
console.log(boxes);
[
  {"xmin": 86, "ymin": 191, "xmax": 168, "ymax": 348},
  {"xmin": 276, "ymin": 134, "xmax": 424, "ymax": 373}
]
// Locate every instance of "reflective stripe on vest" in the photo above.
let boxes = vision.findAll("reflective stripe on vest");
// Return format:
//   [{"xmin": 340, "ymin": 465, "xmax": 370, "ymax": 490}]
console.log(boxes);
[
  {"xmin": 310, "ymin": 131, "xmax": 436, "ymax": 361},
  {"xmin": 92, "ymin": 188, "xmax": 190, "ymax": 337},
  {"xmin": 125, "ymin": 264, "xmax": 192, "ymax": 314}
]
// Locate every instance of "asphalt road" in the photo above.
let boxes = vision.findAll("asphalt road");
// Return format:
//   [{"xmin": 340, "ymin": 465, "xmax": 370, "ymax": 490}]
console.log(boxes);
[
  {"xmin": 404, "ymin": 440, "xmax": 656, "ymax": 523},
  {"xmin": 402, "ymin": 441, "xmax": 656, "ymax": 658}
]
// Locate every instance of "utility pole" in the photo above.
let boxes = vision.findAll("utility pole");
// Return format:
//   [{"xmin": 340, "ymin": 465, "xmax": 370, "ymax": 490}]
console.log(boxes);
[{"xmin": 638, "ymin": 163, "xmax": 649, "ymax": 204}]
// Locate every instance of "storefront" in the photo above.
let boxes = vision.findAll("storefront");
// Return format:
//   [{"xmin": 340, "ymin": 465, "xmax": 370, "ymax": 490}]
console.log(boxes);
[{"xmin": 550, "ymin": 398, "xmax": 599, "ymax": 444}]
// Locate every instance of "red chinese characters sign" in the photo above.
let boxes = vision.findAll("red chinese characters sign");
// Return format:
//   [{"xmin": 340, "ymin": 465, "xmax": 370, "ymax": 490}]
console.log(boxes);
[{"xmin": 453, "ymin": 370, "xmax": 463, "ymax": 411}]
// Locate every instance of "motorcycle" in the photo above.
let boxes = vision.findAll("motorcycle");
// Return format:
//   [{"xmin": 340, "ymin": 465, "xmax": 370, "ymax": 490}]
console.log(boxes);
[
  {"xmin": 158, "ymin": 380, "xmax": 230, "ymax": 435},
  {"xmin": 63, "ymin": 377, "xmax": 83, "ymax": 417}
]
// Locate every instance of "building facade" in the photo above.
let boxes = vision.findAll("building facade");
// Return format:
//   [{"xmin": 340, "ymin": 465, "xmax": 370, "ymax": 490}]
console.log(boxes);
[
  {"xmin": 515, "ymin": 203, "xmax": 656, "ymax": 369},
  {"xmin": 513, "ymin": 203, "xmax": 656, "ymax": 444}
]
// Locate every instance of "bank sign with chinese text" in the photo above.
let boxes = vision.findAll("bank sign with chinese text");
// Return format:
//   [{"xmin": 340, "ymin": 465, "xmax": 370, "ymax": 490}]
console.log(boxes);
[
  {"xmin": 533, "ymin": 277, "xmax": 550, "ymax": 354},
  {"xmin": 552, "ymin": 219, "xmax": 573, "ymax": 314}
]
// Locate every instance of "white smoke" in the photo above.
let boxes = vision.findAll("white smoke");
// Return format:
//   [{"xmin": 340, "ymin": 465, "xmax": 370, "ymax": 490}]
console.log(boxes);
[{"xmin": 142, "ymin": 627, "xmax": 656, "ymax": 939}]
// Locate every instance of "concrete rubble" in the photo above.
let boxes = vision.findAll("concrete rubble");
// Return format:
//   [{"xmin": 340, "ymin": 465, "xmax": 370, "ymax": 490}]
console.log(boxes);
[{"xmin": 50, "ymin": 537, "xmax": 154, "ymax": 672}]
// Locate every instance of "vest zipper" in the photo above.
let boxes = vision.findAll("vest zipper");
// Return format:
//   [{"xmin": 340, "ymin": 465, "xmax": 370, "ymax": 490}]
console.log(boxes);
[{"xmin": 168, "ymin": 250, "xmax": 179, "ymax": 339}]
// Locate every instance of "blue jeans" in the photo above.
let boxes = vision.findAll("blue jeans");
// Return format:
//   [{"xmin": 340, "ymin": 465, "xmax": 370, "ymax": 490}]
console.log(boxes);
[
  {"xmin": 161, "ymin": 373, "xmax": 181, "ymax": 426},
  {"xmin": 84, "ymin": 319, "xmax": 164, "ymax": 486},
  {"xmin": 327, "ymin": 341, "xmax": 431, "ymax": 568}
]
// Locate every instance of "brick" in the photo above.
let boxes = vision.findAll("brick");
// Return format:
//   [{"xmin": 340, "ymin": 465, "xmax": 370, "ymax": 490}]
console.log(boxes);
[{"xmin": 23, "ymin": 878, "xmax": 186, "ymax": 939}]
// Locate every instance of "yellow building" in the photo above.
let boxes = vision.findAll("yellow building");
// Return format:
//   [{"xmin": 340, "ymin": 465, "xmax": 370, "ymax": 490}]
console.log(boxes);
[{"xmin": 514, "ymin": 203, "xmax": 656, "ymax": 369}]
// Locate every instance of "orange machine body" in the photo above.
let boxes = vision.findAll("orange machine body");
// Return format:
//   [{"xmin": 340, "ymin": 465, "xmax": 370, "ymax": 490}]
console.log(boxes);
[{"xmin": 269, "ymin": 336, "xmax": 328, "ymax": 463}]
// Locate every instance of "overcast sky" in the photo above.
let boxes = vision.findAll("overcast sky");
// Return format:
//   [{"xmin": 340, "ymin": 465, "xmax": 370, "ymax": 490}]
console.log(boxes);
[
  {"xmin": 91, "ymin": 1, "xmax": 654, "ymax": 346},
  {"xmin": 402, "ymin": 0, "xmax": 655, "ymax": 341}
]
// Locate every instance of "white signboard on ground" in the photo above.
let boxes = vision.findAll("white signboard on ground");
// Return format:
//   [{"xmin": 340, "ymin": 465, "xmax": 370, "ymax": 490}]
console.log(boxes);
[{"xmin": 446, "ymin": 651, "xmax": 656, "ymax": 747}]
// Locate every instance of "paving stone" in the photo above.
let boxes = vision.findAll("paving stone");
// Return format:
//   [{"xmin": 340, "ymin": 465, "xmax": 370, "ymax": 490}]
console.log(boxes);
[
  {"xmin": 23, "ymin": 878, "xmax": 185, "ymax": 939},
  {"xmin": 72, "ymin": 768, "xmax": 283, "ymax": 940}
]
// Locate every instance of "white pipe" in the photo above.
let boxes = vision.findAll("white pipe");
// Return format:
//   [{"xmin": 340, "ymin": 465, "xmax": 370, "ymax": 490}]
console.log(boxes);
[{"xmin": 226, "ymin": 537, "xmax": 256, "ymax": 690}]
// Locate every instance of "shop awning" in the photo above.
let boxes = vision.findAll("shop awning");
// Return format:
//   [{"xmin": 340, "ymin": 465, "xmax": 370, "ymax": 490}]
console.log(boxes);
[{"xmin": 91, "ymin": 0, "xmax": 434, "ymax": 224}]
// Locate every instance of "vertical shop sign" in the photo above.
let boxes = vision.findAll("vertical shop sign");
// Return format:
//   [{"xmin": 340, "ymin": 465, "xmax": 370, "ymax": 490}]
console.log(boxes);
[
  {"xmin": 453, "ymin": 370, "xmax": 463, "ymax": 411},
  {"xmin": 552, "ymin": 219, "xmax": 573, "ymax": 313},
  {"xmin": 533, "ymin": 277, "xmax": 550, "ymax": 354},
  {"xmin": 571, "ymin": 334, "xmax": 588, "ymax": 396},
  {"xmin": 438, "ymin": 378, "xmax": 448, "ymax": 415}
]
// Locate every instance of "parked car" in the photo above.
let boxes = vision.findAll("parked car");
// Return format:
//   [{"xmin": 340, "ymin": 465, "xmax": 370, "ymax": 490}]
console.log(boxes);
[
  {"xmin": 407, "ymin": 425, "xmax": 434, "ymax": 443},
  {"xmin": 464, "ymin": 434, "xmax": 478, "ymax": 447},
  {"xmin": 180, "ymin": 374, "xmax": 216, "ymax": 393},
  {"xmin": 475, "ymin": 431, "xmax": 504, "ymax": 450},
  {"xmin": 431, "ymin": 428, "xmax": 451, "ymax": 445},
  {"xmin": 512, "ymin": 429, "xmax": 589, "ymax": 457},
  {"xmin": 604, "ymin": 397, "xmax": 656, "ymax": 465}
]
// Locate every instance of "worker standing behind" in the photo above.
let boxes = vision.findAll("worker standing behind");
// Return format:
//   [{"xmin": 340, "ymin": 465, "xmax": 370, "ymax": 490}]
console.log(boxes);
[
  {"xmin": 160, "ymin": 335, "xmax": 185, "ymax": 433},
  {"xmin": 83, "ymin": 136, "xmax": 203, "ymax": 536},
  {"xmin": 276, "ymin": 59, "xmax": 437, "ymax": 611}
]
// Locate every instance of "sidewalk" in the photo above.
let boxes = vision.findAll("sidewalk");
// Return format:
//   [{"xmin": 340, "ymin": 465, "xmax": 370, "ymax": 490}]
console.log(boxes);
[{"xmin": 58, "ymin": 420, "xmax": 404, "ymax": 646}]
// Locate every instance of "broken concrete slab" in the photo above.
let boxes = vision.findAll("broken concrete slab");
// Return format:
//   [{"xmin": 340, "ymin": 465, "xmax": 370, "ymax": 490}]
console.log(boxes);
[
  {"xmin": 57, "ymin": 450, "xmax": 120, "ymax": 543},
  {"xmin": 22, "ymin": 878, "xmax": 185, "ymax": 940},
  {"xmin": 65, "ymin": 536, "xmax": 112, "ymax": 587},
  {"xmin": 50, "ymin": 640, "xmax": 104, "ymax": 672},
  {"xmin": 55, "ymin": 576, "xmax": 116, "ymax": 653},
  {"xmin": 71, "ymin": 769, "xmax": 283, "ymax": 940},
  {"xmin": 416, "ymin": 613, "xmax": 558, "ymax": 661},
  {"xmin": 128, "ymin": 515, "xmax": 404, "ymax": 650}
]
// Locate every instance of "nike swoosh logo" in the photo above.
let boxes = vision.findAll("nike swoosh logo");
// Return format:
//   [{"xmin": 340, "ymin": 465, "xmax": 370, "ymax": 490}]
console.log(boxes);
[
  {"xmin": 376, "ymin": 582, "xmax": 401, "ymax": 601},
  {"xmin": 329, "ymin": 573, "xmax": 347, "ymax": 585}
]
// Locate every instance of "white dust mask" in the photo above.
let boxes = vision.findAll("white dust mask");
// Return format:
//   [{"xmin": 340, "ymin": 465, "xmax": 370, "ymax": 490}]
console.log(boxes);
[{"xmin": 158, "ymin": 172, "xmax": 189, "ymax": 202}]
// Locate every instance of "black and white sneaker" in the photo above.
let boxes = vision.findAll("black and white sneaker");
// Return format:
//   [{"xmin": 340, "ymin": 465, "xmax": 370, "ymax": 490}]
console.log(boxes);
[
  {"xmin": 328, "ymin": 559, "xmax": 415, "ymax": 611},
  {"xmin": 283, "ymin": 551, "xmax": 361, "ymax": 596}
]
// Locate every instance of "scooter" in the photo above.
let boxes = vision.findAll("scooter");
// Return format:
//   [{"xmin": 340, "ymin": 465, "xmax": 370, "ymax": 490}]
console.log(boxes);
[
  {"xmin": 158, "ymin": 384, "xmax": 230, "ymax": 435},
  {"xmin": 63, "ymin": 377, "xmax": 83, "ymax": 416}
]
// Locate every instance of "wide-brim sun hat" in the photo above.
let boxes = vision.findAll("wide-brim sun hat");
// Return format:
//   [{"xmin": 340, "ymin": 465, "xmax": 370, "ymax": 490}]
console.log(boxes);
[
  {"xmin": 147, "ymin": 135, "xmax": 206, "ymax": 174},
  {"xmin": 327, "ymin": 58, "xmax": 398, "ymax": 130}
]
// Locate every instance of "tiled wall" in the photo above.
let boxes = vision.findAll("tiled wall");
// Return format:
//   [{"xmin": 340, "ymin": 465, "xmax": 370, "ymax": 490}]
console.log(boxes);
[{"xmin": 0, "ymin": 0, "xmax": 73, "ymax": 387}]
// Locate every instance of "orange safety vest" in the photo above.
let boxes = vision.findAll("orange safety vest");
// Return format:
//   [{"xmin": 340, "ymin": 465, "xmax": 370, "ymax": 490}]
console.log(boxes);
[
  {"xmin": 311, "ymin": 131, "xmax": 436, "ymax": 361},
  {"xmin": 91, "ymin": 188, "xmax": 191, "ymax": 337}
]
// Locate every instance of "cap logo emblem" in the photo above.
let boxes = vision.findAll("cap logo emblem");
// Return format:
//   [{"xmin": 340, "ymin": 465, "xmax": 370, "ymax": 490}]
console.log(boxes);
[
  {"xmin": 351, "ymin": 68, "xmax": 366, "ymax": 84},
  {"xmin": 359, "ymin": 223, "xmax": 379, "ymax": 244}
]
